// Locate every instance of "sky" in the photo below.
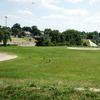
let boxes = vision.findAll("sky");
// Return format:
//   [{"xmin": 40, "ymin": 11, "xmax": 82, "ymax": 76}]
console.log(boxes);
[{"xmin": 0, "ymin": 0, "xmax": 100, "ymax": 32}]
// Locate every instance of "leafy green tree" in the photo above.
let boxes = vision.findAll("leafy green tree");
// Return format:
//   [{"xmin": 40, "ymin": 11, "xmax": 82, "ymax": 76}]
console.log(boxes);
[
  {"xmin": 51, "ymin": 30, "xmax": 61, "ymax": 43},
  {"xmin": 44, "ymin": 29, "xmax": 61, "ymax": 45},
  {"xmin": 11, "ymin": 23, "xmax": 21, "ymax": 37},
  {"xmin": 80, "ymin": 31, "xmax": 87, "ymax": 39},
  {"xmin": 31, "ymin": 26, "xmax": 41, "ymax": 36},
  {"xmin": 62, "ymin": 29, "xmax": 82, "ymax": 45},
  {"xmin": 0, "ymin": 29, "xmax": 11, "ymax": 46},
  {"xmin": 22, "ymin": 26, "xmax": 31, "ymax": 32},
  {"xmin": 87, "ymin": 31, "xmax": 99, "ymax": 44},
  {"xmin": 44, "ymin": 29, "xmax": 52, "ymax": 36},
  {"xmin": 36, "ymin": 35, "xmax": 52, "ymax": 46}
]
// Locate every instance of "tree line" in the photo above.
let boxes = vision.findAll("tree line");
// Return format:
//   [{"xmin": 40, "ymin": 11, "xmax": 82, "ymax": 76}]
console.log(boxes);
[{"xmin": 0, "ymin": 23, "xmax": 100, "ymax": 46}]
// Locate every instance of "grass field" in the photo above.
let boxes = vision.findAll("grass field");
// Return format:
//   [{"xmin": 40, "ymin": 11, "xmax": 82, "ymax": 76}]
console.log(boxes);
[{"xmin": 0, "ymin": 46, "xmax": 100, "ymax": 99}]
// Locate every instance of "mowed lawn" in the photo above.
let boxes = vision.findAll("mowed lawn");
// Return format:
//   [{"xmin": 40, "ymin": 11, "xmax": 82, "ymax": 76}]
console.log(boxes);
[{"xmin": 0, "ymin": 46, "xmax": 100, "ymax": 86}]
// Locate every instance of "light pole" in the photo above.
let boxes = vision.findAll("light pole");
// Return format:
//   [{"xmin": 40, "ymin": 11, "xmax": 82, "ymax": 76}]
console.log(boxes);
[{"xmin": 5, "ymin": 16, "xmax": 8, "ymax": 27}]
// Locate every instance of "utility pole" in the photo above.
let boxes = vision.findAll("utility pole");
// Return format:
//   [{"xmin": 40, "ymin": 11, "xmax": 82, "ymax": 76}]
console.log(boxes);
[{"xmin": 5, "ymin": 16, "xmax": 8, "ymax": 27}]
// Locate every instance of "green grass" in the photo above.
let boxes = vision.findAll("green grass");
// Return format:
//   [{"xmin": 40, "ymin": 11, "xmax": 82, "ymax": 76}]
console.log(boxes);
[
  {"xmin": 0, "ymin": 46, "xmax": 100, "ymax": 99},
  {"xmin": 0, "ymin": 46, "xmax": 100, "ymax": 85}
]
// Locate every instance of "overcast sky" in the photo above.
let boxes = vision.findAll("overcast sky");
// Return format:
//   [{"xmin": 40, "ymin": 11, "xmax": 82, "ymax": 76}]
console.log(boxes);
[{"xmin": 0, "ymin": 0, "xmax": 100, "ymax": 32}]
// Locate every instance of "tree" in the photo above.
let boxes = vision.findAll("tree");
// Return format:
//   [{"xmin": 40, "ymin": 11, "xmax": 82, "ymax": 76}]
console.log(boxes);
[
  {"xmin": 62, "ymin": 29, "xmax": 82, "ymax": 45},
  {"xmin": 44, "ymin": 29, "xmax": 52, "ymax": 36},
  {"xmin": 22, "ymin": 26, "xmax": 31, "ymax": 32},
  {"xmin": 60, "ymin": 34, "xmax": 66, "ymax": 45},
  {"xmin": 11, "ymin": 23, "xmax": 21, "ymax": 37},
  {"xmin": 36, "ymin": 35, "xmax": 52, "ymax": 46},
  {"xmin": 51, "ymin": 30, "xmax": 61, "ymax": 44},
  {"xmin": 87, "ymin": 31, "xmax": 99, "ymax": 44},
  {"xmin": 0, "ymin": 28, "xmax": 11, "ymax": 46},
  {"xmin": 31, "ymin": 26, "xmax": 41, "ymax": 36},
  {"xmin": 44, "ymin": 29, "xmax": 61, "ymax": 45},
  {"xmin": 80, "ymin": 31, "xmax": 87, "ymax": 39}
]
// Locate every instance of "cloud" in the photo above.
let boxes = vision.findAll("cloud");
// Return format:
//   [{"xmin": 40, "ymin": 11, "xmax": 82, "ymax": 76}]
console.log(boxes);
[
  {"xmin": 40, "ymin": 0, "xmax": 62, "ymax": 10},
  {"xmin": 88, "ymin": 0, "xmax": 99, "ymax": 5},
  {"xmin": 8, "ymin": 0, "xmax": 62, "ymax": 10},
  {"xmin": 65, "ymin": 0, "xmax": 83, "ymax": 3},
  {"xmin": 42, "ymin": 14, "xmax": 66, "ymax": 20},
  {"xmin": 8, "ymin": 0, "xmax": 34, "ymax": 3},
  {"xmin": 84, "ymin": 12, "xmax": 100, "ymax": 24},
  {"xmin": 65, "ymin": 0, "xmax": 100, "ymax": 5},
  {"xmin": 65, "ymin": 0, "xmax": 99, "ymax": 5},
  {"xmin": 42, "ymin": 9, "xmax": 89, "ymax": 20},
  {"xmin": 18, "ymin": 10, "xmax": 33, "ymax": 15},
  {"xmin": 63, "ymin": 9, "xmax": 88, "ymax": 16},
  {"xmin": 43, "ymin": 8, "xmax": 88, "ymax": 20},
  {"xmin": 8, "ymin": 0, "xmax": 32, "ymax": 2}
]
